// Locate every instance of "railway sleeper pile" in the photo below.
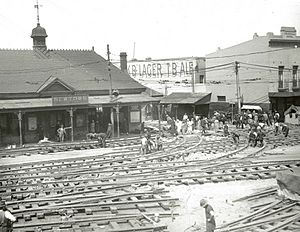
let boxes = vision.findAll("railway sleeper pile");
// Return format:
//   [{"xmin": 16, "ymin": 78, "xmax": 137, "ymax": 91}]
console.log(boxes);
[{"xmin": 217, "ymin": 186, "xmax": 300, "ymax": 232}]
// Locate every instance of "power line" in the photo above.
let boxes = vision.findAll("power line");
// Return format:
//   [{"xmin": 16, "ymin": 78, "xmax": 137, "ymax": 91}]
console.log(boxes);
[
  {"xmin": 206, "ymin": 47, "xmax": 297, "ymax": 59},
  {"xmin": 239, "ymin": 62, "xmax": 298, "ymax": 72}
]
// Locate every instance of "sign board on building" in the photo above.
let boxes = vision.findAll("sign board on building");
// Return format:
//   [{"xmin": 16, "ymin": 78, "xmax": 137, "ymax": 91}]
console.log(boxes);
[
  {"xmin": 52, "ymin": 95, "xmax": 89, "ymax": 106},
  {"xmin": 127, "ymin": 57, "xmax": 205, "ymax": 82}
]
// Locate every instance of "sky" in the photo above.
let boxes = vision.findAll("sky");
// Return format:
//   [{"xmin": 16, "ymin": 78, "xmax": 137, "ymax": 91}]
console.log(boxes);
[{"xmin": 0, "ymin": 0, "xmax": 300, "ymax": 61}]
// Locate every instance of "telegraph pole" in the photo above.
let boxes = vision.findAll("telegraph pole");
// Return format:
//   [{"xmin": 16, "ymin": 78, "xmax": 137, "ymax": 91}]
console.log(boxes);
[
  {"xmin": 107, "ymin": 44, "xmax": 114, "ymax": 137},
  {"xmin": 107, "ymin": 44, "xmax": 113, "ymax": 97},
  {"xmin": 235, "ymin": 61, "xmax": 241, "ymax": 114}
]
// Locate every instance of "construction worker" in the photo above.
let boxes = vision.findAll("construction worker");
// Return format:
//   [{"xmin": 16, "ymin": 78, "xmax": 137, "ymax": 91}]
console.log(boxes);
[
  {"xmin": 140, "ymin": 135, "xmax": 147, "ymax": 155},
  {"xmin": 231, "ymin": 131, "xmax": 240, "ymax": 146},
  {"xmin": 256, "ymin": 128, "xmax": 265, "ymax": 147},
  {"xmin": 281, "ymin": 123, "xmax": 290, "ymax": 137},
  {"xmin": 223, "ymin": 122, "xmax": 229, "ymax": 136},
  {"xmin": 200, "ymin": 199, "xmax": 216, "ymax": 232},
  {"xmin": 97, "ymin": 133, "xmax": 107, "ymax": 148},
  {"xmin": 106, "ymin": 123, "xmax": 113, "ymax": 138},
  {"xmin": 248, "ymin": 129, "xmax": 257, "ymax": 147},
  {"xmin": 0, "ymin": 200, "xmax": 16, "ymax": 232},
  {"xmin": 274, "ymin": 121, "xmax": 279, "ymax": 135}
]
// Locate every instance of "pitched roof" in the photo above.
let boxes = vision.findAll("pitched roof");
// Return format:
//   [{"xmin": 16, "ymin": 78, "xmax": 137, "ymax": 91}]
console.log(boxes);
[
  {"xmin": 0, "ymin": 49, "xmax": 145, "ymax": 94},
  {"xmin": 160, "ymin": 92, "xmax": 211, "ymax": 105}
]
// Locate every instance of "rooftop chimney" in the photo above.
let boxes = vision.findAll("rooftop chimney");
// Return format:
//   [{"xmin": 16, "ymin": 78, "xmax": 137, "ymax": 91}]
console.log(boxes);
[{"xmin": 120, "ymin": 52, "xmax": 128, "ymax": 72}]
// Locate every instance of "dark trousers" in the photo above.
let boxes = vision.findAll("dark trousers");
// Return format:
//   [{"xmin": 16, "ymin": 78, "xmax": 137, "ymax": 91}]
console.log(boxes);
[{"xmin": 206, "ymin": 222, "xmax": 216, "ymax": 232}]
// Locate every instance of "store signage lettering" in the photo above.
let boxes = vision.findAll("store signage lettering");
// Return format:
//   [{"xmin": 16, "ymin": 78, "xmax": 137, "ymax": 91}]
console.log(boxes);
[
  {"xmin": 127, "ymin": 61, "xmax": 195, "ymax": 78},
  {"xmin": 52, "ymin": 95, "xmax": 88, "ymax": 106}
]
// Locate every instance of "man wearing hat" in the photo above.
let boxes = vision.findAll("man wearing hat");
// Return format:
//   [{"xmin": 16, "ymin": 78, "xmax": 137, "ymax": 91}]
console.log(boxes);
[
  {"xmin": 200, "ymin": 199, "xmax": 216, "ymax": 232},
  {"xmin": 0, "ymin": 200, "xmax": 16, "ymax": 232}
]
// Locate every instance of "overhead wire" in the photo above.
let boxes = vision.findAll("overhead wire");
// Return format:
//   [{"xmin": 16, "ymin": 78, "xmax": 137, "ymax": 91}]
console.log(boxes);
[{"xmin": 205, "ymin": 47, "xmax": 298, "ymax": 59}]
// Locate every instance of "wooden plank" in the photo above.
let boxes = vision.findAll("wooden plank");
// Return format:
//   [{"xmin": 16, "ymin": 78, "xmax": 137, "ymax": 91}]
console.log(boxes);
[{"xmin": 264, "ymin": 213, "xmax": 300, "ymax": 232}]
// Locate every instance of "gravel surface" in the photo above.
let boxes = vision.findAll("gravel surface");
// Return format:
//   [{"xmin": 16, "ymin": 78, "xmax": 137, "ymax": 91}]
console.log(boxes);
[{"xmin": 164, "ymin": 179, "xmax": 277, "ymax": 232}]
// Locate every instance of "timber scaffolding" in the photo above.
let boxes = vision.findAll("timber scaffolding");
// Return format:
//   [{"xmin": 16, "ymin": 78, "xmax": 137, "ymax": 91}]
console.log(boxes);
[{"xmin": 1, "ymin": 127, "xmax": 300, "ymax": 231}]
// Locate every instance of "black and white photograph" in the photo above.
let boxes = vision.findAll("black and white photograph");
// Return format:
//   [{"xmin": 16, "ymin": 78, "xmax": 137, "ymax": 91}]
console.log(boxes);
[{"xmin": 0, "ymin": 0, "xmax": 300, "ymax": 231}]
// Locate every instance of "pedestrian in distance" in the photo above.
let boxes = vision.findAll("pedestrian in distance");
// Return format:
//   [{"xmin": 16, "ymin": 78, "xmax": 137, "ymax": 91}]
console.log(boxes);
[
  {"xmin": 0, "ymin": 200, "xmax": 16, "ymax": 232},
  {"xmin": 200, "ymin": 199, "xmax": 216, "ymax": 232},
  {"xmin": 57, "ymin": 124, "xmax": 66, "ymax": 142}
]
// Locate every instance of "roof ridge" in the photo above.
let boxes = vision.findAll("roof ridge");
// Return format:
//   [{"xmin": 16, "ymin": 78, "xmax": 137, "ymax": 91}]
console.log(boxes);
[
  {"xmin": 49, "ymin": 48, "xmax": 93, "ymax": 52},
  {"xmin": 0, "ymin": 48, "xmax": 33, "ymax": 51}
]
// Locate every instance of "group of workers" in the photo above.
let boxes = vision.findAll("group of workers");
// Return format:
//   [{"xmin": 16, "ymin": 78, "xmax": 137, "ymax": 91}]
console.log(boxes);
[{"xmin": 140, "ymin": 130, "xmax": 163, "ymax": 155}]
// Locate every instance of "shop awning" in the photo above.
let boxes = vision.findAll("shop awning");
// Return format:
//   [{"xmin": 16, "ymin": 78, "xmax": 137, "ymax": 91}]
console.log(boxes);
[
  {"xmin": 160, "ymin": 92, "xmax": 211, "ymax": 105},
  {"xmin": 0, "ymin": 98, "xmax": 52, "ymax": 110},
  {"xmin": 89, "ymin": 93, "xmax": 159, "ymax": 105},
  {"xmin": 269, "ymin": 92, "xmax": 300, "ymax": 98},
  {"xmin": 0, "ymin": 93, "xmax": 159, "ymax": 111}
]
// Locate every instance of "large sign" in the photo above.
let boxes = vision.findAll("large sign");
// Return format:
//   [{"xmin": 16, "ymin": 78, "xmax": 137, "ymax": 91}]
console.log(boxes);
[
  {"xmin": 52, "ymin": 95, "xmax": 89, "ymax": 106},
  {"xmin": 127, "ymin": 58, "xmax": 204, "ymax": 81}
]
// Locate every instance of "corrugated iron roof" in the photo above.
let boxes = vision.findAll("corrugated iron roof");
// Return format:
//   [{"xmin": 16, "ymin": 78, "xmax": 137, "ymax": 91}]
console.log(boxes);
[
  {"xmin": 0, "ymin": 49, "xmax": 145, "ymax": 94},
  {"xmin": 160, "ymin": 92, "xmax": 211, "ymax": 105}
]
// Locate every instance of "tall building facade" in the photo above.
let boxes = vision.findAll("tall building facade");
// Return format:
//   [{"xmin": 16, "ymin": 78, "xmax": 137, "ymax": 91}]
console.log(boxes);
[{"xmin": 206, "ymin": 26, "xmax": 300, "ymax": 114}]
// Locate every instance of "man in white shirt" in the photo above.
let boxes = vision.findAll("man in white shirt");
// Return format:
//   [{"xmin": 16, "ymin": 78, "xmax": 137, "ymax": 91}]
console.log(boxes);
[
  {"xmin": 0, "ymin": 200, "xmax": 16, "ymax": 231},
  {"xmin": 140, "ymin": 135, "xmax": 148, "ymax": 155}
]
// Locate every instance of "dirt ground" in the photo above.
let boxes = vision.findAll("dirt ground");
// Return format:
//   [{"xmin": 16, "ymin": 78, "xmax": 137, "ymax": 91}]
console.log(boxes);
[{"xmin": 163, "ymin": 179, "xmax": 277, "ymax": 232}]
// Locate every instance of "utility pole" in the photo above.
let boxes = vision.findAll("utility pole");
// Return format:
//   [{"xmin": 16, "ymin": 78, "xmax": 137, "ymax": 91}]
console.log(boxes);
[
  {"xmin": 191, "ymin": 69, "xmax": 195, "ymax": 93},
  {"xmin": 235, "ymin": 61, "xmax": 241, "ymax": 114},
  {"xmin": 107, "ymin": 44, "xmax": 114, "ymax": 137},
  {"xmin": 107, "ymin": 44, "xmax": 113, "ymax": 97}
]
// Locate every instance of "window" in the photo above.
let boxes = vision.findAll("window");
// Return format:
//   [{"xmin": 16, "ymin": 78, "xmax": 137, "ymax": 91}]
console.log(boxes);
[
  {"xmin": 130, "ymin": 105, "xmax": 140, "ymax": 123},
  {"xmin": 217, "ymin": 96, "xmax": 226, "ymax": 102},
  {"xmin": 75, "ymin": 113, "xmax": 85, "ymax": 127},
  {"xmin": 278, "ymin": 66, "xmax": 284, "ymax": 88},
  {"xmin": 292, "ymin": 65, "xmax": 298, "ymax": 87},
  {"xmin": 199, "ymin": 75, "xmax": 204, "ymax": 83},
  {"xmin": 28, "ymin": 116, "xmax": 37, "ymax": 131}
]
